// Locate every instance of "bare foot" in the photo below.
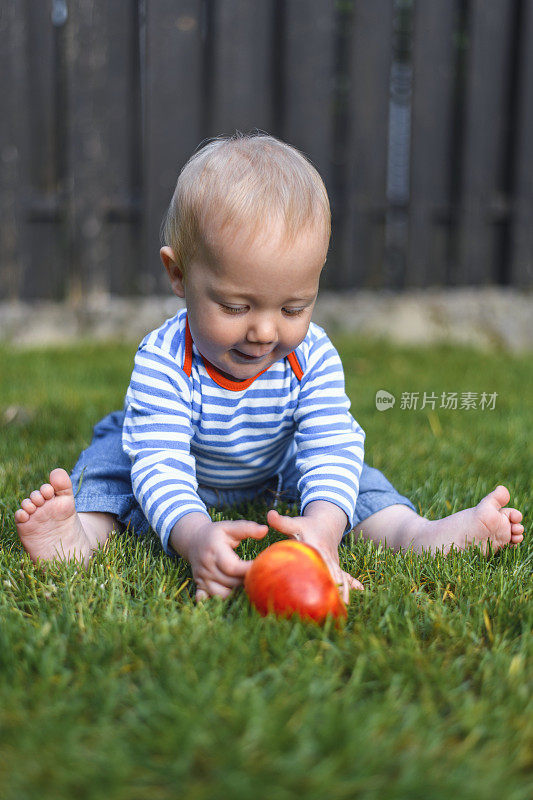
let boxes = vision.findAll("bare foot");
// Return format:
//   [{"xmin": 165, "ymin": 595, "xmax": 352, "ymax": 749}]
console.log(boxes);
[
  {"xmin": 14, "ymin": 469, "xmax": 103, "ymax": 567},
  {"xmin": 415, "ymin": 485, "xmax": 525, "ymax": 555}
]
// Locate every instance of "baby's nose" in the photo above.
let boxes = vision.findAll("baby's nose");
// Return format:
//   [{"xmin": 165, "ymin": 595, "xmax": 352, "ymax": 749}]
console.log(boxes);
[{"xmin": 247, "ymin": 316, "xmax": 276, "ymax": 343}]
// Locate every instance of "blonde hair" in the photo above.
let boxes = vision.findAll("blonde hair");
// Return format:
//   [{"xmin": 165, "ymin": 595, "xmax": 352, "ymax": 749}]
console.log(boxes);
[{"xmin": 161, "ymin": 131, "xmax": 331, "ymax": 278}]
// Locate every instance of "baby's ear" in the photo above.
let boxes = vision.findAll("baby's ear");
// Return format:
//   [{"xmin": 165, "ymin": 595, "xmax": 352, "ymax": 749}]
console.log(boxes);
[{"xmin": 160, "ymin": 246, "xmax": 185, "ymax": 298}]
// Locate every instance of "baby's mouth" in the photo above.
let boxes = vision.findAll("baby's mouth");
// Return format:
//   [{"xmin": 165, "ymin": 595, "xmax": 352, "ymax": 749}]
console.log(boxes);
[{"xmin": 231, "ymin": 349, "xmax": 270, "ymax": 361}]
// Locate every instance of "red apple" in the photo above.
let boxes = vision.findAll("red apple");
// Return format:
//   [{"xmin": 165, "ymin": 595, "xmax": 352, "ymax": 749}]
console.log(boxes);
[{"xmin": 244, "ymin": 540, "xmax": 347, "ymax": 625}]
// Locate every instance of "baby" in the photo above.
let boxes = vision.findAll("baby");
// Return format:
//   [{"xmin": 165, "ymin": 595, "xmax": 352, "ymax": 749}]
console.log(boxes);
[{"xmin": 14, "ymin": 133, "xmax": 524, "ymax": 602}]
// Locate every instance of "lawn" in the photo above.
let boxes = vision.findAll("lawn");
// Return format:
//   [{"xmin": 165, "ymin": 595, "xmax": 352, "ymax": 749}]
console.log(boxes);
[{"xmin": 0, "ymin": 335, "xmax": 531, "ymax": 800}]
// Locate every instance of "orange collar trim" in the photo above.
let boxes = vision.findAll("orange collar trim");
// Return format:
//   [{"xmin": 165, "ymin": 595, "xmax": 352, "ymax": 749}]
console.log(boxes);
[
  {"xmin": 184, "ymin": 316, "xmax": 303, "ymax": 389},
  {"xmin": 287, "ymin": 350, "xmax": 304, "ymax": 381}
]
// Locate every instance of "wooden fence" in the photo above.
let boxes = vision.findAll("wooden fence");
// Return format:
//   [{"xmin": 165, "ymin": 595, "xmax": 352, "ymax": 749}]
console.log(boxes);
[{"xmin": 1, "ymin": 0, "xmax": 532, "ymax": 301}]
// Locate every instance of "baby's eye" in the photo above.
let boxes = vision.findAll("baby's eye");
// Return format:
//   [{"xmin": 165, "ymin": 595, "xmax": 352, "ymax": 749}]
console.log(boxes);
[
  {"xmin": 283, "ymin": 307, "xmax": 305, "ymax": 316},
  {"xmin": 221, "ymin": 305, "xmax": 247, "ymax": 314}
]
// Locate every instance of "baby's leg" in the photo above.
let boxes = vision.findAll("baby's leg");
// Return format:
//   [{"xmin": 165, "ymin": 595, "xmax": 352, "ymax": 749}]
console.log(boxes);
[
  {"xmin": 15, "ymin": 469, "xmax": 120, "ymax": 567},
  {"xmin": 355, "ymin": 486, "xmax": 524, "ymax": 555}
]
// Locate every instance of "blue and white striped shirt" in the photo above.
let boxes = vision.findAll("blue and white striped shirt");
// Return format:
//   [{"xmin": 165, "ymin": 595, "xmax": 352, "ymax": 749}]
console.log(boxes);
[{"xmin": 122, "ymin": 307, "xmax": 365, "ymax": 554}]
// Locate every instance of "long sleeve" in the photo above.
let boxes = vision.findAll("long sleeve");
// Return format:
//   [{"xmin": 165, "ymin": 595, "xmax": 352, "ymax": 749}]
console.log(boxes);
[
  {"xmin": 122, "ymin": 344, "xmax": 211, "ymax": 555},
  {"xmin": 293, "ymin": 332, "xmax": 365, "ymax": 533}
]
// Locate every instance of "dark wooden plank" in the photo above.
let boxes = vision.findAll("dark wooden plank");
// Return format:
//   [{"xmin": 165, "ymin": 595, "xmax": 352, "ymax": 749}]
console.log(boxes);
[
  {"xmin": 26, "ymin": 4, "xmax": 56, "ymax": 199},
  {"xmin": 0, "ymin": 1, "xmax": 30, "ymax": 300},
  {"xmin": 144, "ymin": 0, "xmax": 204, "ymax": 293},
  {"xmin": 283, "ymin": 0, "xmax": 336, "ymax": 193},
  {"xmin": 407, "ymin": 0, "xmax": 456, "ymax": 287},
  {"xmin": 62, "ymin": 0, "xmax": 140, "ymax": 299},
  {"xmin": 510, "ymin": 0, "xmax": 533, "ymax": 287},
  {"xmin": 102, "ymin": 0, "xmax": 142, "ymax": 295},
  {"xmin": 455, "ymin": 0, "xmax": 514, "ymax": 285},
  {"xmin": 211, "ymin": 0, "xmax": 276, "ymax": 136},
  {"xmin": 65, "ymin": 0, "xmax": 116, "ymax": 300},
  {"xmin": 23, "ymin": 0, "xmax": 66, "ymax": 299},
  {"xmin": 340, "ymin": 0, "xmax": 394, "ymax": 288}
]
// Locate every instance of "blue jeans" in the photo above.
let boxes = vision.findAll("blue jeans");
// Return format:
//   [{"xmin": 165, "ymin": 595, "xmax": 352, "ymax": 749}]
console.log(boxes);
[{"xmin": 70, "ymin": 411, "xmax": 416, "ymax": 543}]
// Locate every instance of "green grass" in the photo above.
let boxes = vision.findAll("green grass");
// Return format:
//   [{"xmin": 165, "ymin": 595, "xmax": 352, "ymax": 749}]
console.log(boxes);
[{"xmin": 0, "ymin": 336, "xmax": 532, "ymax": 800}]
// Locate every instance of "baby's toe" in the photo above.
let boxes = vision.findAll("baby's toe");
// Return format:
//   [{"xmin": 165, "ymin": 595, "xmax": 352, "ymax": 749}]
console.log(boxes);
[
  {"xmin": 49, "ymin": 468, "xmax": 73, "ymax": 493},
  {"xmin": 21, "ymin": 498, "xmax": 36, "ymax": 515},
  {"xmin": 491, "ymin": 485, "xmax": 511, "ymax": 508},
  {"xmin": 501, "ymin": 508, "xmax": 523, "ymax": 524},
  {"xmin": 30, "ymin": 490, "xmax": 45, "ymax": 507},
  {"xmin": 40, "ymin": 483, "xmax": 55, "ymax": 500},
  {"xmin": 510, "ymin": 520, "xmax": 524, "ymax": 544}
]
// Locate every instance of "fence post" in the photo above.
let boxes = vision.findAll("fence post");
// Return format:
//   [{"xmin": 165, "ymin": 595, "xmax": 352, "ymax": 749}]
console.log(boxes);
[
  {"xmin": 510, "ymin": 0, "xmax": 533, "ymax": 287},
  {"xmin": 339, "ymin": 0, "xmax": 393, "ymax": 289}
]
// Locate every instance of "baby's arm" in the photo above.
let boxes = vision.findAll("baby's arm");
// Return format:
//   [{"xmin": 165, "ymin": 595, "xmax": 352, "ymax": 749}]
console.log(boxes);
[
  {"xmin": 293, "ymin": 330, "xmax": 365, "ymax": 542},
  {"xmin": 122, "ymin": 344, "xmax": 215, "ymax": 555},
  {"xmin": 170, "ymin": 512, "xmax": 268, "ymax": 600},
  {"xmin": 279, "ymin": 329, "xmax": 365, "ymax": 600}
]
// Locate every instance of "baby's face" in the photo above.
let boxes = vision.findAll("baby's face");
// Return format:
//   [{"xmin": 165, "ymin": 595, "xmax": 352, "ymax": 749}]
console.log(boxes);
[{"xmin": 169, "ymin": 220, "xmax": 327, "ymax": 382}]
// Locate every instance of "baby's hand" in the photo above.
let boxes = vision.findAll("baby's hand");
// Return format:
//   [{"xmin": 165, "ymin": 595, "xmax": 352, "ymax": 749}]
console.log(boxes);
[
  {"xmin": 266, "ymin": 509, "xmax": 363, "ymax": 603},
  {"xmin": 188, "ymin": 518, "xmax": 269, "ymax": 602}
]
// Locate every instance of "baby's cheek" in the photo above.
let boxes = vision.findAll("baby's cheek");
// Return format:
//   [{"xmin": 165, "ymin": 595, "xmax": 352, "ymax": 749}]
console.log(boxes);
[{"xmin": 210, "ymin": 320, "xmax": 238, "ymax": 347}]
